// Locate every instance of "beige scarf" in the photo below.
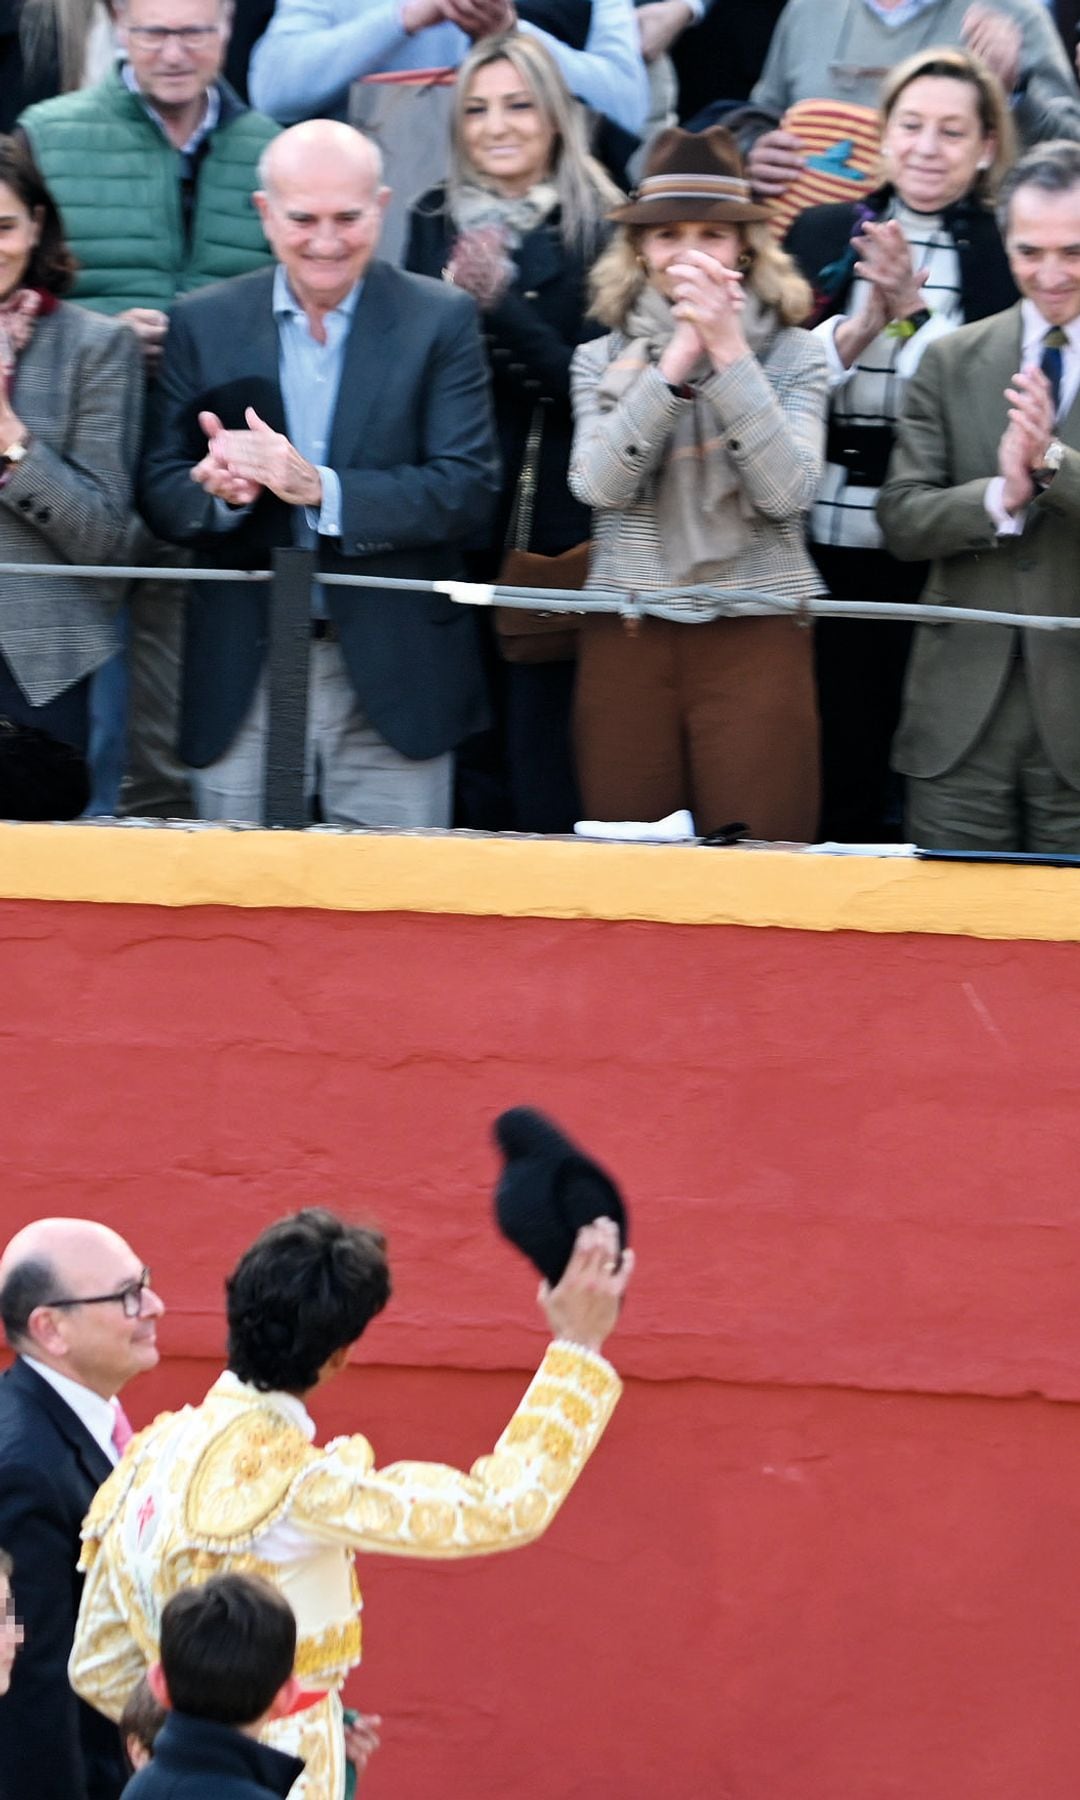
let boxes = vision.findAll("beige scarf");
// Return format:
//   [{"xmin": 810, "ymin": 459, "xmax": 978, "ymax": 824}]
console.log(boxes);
[{"xmin": 597, "ymin": 283, "xmax": 779, "ymax": 584}]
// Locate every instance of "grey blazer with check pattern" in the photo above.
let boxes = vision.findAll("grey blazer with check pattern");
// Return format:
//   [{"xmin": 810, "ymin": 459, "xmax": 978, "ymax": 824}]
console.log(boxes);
[
  {"xmin": 569, "ymin": 325, "xmax": 828, "ymax": 610},
  {"xmin": 0, "ymin": 302, "xmax": 143, "ymax": 705}
]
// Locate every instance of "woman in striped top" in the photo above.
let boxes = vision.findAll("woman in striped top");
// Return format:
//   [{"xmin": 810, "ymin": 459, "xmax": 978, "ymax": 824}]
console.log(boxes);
[{"xmin": 786, "ymin": 48, "xmax": 1018, "ymax": 842}]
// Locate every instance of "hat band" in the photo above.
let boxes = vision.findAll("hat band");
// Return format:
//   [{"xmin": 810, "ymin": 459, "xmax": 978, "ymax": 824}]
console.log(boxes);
[{"xmin": 635, "ymin": 173, "xmax": 752, "ymax": 205}]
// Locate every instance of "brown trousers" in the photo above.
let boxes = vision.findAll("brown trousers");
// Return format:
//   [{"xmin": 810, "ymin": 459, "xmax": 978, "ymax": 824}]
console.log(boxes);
[{"xmin": 574, "ymin": 613, "xmax": 820, "ymax": 841}]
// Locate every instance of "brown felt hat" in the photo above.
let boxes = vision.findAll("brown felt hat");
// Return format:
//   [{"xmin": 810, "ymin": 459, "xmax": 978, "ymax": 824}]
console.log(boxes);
[{"xmin": 609, "ymin": 124, "xmax": 771, "ymax": 227}]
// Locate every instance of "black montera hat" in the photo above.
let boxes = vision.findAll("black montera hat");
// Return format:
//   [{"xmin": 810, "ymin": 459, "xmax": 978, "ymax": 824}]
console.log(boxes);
[{"xmin": 493, "ymin": 1107, "xmax": 629, "ymax": 1287}]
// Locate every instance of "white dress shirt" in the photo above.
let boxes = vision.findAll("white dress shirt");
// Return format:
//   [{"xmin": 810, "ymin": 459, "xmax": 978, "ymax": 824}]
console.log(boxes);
[
  {"xmin": 984, "ymin": 300, "xmax": 1080, "ymax": 533},
  {"xmin": 21, "ymin": 1357, "xmax": 119, "ymax": 1466}
]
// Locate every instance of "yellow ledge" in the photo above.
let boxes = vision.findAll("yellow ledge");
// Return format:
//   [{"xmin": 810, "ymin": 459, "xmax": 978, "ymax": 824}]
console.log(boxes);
[{"xmin": 0, "ymin": 822, "xmax": 1076, "ymax": 942}]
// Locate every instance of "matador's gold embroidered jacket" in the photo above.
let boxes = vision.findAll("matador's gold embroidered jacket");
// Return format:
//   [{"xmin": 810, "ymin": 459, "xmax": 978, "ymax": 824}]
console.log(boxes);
[{"xmin": 69, "ymin": 1341, "xmax": 621, "ymax": 1800}]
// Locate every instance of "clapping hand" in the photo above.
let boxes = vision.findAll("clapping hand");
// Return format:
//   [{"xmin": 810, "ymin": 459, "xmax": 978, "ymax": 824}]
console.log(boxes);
[
  {"xmin": 852, "ymin": 219, "xmax": 928, "ymax": 324},
  {"xmin": 668, "ymin": 248, "xmax": 747, "ymax": 369},
  {"xmin": 192, "ymin": 406, "xmax": 322, "ymax": 508},
  {"xmin": 997, "ymin": 367, "xmax": 1056, "ymax": 514},
  {"xmin": 963, "ymin": 4, "xmax": 1022, "ymax": 94},
  {"xmin": 444, "ymin": 226, "xmax": 515, "ymax": 310},
  {"xmin": 343, "ymin": 1712, "xmax": 381, "ymax": 1785}
]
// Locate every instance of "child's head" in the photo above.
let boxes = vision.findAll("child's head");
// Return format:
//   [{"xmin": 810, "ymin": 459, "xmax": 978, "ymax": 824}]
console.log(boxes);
[
  {"xmin": 149, "ymin": 1575, "xmax": 298, "ymax": 1731},
  {"xmin": 119, "ymin": 1676, "xmax": 168, "ymax": 1772}
]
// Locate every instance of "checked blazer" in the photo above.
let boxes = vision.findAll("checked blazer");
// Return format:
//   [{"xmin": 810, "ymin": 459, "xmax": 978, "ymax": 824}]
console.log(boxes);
[{"xmin": 0, "ymin": 304, "xmax": 143, "ymax": 705}]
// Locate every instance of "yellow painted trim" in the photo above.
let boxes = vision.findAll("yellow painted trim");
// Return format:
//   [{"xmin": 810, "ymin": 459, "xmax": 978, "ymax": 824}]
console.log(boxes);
[{"xmin": 0, "ymin": 822, "xmax": 1078, "ymax": 942}]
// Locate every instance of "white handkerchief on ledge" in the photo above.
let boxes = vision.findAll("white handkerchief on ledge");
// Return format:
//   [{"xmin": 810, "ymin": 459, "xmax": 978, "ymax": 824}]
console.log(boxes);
[{"xmin": 574, "ymin": 810, "xmax": 697, "ymax": 842}]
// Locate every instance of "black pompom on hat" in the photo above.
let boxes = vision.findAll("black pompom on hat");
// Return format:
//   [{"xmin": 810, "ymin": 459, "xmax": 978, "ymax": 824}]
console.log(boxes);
[{"xmin": 493, "ymin": 1107, "xmax": 629, "ymax": 1287}]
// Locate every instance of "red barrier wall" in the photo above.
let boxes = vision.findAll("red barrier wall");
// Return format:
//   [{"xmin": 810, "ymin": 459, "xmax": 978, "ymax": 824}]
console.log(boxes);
[{"xmin": 4, "ymin": 835, "xmax": 1080, "ymax": 1800}]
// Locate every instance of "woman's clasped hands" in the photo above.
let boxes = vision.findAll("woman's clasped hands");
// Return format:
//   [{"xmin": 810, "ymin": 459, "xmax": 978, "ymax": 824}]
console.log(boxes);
[{"xmin": 659, "ymin": 248, "xmax": 748, "ymax": 385}]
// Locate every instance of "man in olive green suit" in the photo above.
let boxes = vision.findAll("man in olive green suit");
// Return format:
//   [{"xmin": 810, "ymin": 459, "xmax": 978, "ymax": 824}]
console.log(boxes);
[{"xmin": 879, "ymin": 140, "xmax": 1080, "ymax": 853}]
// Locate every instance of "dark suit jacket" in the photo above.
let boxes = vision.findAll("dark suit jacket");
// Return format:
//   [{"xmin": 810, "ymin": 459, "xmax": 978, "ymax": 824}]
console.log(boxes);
[
  {"xmin": 0, "ymin": 1358, "xmax": 126, "ymax": 1800},
  {"xmin": 139, "ymin": 261, "xmax": 500, "ymax": 769},
  {"xmin": 403, "ymin": 191, "xmax": 605, "ymax": 568},
  {"xmin": 878, "ymin": 303, "xmax": 1080, "ymax": 786}
]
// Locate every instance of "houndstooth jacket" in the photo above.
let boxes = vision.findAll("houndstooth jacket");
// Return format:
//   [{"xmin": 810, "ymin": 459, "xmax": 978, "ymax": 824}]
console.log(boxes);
[
  {"xmin": 0, "ymin": 302, "xmax": 143, "ymax": 705},
  {"xmin": 569, "ymin": 325, "xmax": 828, "ymax": 614}
]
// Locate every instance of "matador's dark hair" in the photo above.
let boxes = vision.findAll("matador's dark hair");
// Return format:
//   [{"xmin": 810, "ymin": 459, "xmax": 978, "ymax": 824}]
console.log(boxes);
[{"xmin": 226, "ymin": 1208, "xmax": 391, "ymax": 1393}]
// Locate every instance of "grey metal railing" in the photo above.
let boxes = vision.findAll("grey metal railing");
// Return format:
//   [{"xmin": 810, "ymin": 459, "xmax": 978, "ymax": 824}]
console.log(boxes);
[{"xmin": 11, "ymin": 547, "xmax": 1079, "ymax": 828}]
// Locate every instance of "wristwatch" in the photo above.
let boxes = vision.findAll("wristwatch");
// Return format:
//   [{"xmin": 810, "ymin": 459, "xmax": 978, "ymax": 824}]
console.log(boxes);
[
  {"xmin": 1033, "ymin": 438, "xmax": 1066, "ymax": 487},
  {"xmin": 0, "ymin": 436, "xmax": 29, "ymax": 468}
]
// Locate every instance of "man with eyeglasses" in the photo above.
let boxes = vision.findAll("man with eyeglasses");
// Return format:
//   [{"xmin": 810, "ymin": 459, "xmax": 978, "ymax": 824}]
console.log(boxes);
[
  {"xmin": 0, "ymin": 1218, "xmax": 164, "ymax": 1800},
  {"xmin": 12, "ymin": 0, "xmax": 281, "ymax": 829}
]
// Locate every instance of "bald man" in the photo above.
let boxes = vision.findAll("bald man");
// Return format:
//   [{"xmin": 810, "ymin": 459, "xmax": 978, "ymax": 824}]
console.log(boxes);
[
  {"xmin": 138, "ymin": 118, "xmax": 500, "ymax": 830},
  {"xmin": 0, "ymin": 1220, "xmax": 163, "ymax": 1800}
]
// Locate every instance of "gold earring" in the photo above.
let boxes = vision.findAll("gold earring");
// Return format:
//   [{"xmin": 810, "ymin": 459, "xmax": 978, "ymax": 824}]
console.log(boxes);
[{"xmin": 737, "ymin": 251, "xmax": 752, "ymax": 271}]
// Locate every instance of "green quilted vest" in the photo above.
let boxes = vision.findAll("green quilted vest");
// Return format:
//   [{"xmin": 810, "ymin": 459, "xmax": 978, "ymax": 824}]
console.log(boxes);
[{"xmin": 21, "ymin": 70, "xmax": 279, "ymax": 314}]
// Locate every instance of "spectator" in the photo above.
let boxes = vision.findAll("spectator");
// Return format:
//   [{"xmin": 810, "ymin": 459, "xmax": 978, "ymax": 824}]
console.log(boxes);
[
  {"xmin": 878, "ymin": 139, "xmax": 1080, "ymax": 851},
  {"xmin": 249, "ymin": 1, "xmax": 646, "ymax": 262},
  {"xmin": 18, "ymin": 0, "xmax": 280, "ymax": 820},
  {"xmin": 118, "ymin": 1667, "xmax": 379, "ymax": 1796},
  {"xmin": 568, "ymin": 125, "xmax": 827, "ymax": 841},
  {"xmin": 249, "ymin": 0, "xmax": 647, "ymax": 134},
  {"xmin": 404, "ymin": 31, "xmax": 620, "ymax": 832},
  {"xmin": 127, "ymin": 1576, "xmax": 303, "ymax": 1800},
  {"xmin": 786, "ymin": 49, "xmax": 1018, "ymax": 841},
  {"xmin": 0, "ymin": 1548, "xmax": 23, "ymax": 1700},
  {"xmin": 0, "ymin": 137, "xmax": 142, "ymax": 821},
  {"xmin": 119, "ymin": 1678, "xmax": 167, "ymax": 1774},
  {"xmin": 139, "ymin": 120, "xmax": 498, "ymax": 828},
  {"xmin": 748, "ymin": 0, "xmax": 1080, "ymax": 205},
  {"xmin": 70, "ymin": 1209, "xmax": 629, "ymax": 1800},
  {"xmin": 0, "ymin": 1217, "xmax": 164, "ymax": 1800}
]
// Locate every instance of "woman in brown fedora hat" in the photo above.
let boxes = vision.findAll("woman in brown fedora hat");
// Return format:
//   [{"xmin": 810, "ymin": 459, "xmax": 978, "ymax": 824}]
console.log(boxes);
[{"xmin": 568, "ymin": 123, "xmax": 828, "ymax": 841}]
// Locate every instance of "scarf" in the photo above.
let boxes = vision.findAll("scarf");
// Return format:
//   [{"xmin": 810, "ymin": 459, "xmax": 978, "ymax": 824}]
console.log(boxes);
[
  {"xmin": 597, "ymin": 283, "xmax": 780, "ymax": 583},
  {"xmin": 0, "ymin": 288, "xmax": 53, "ymax": 384},
  {"xmin": 450, "ymin": 180, "xmax": 559, "ymax": 250}
]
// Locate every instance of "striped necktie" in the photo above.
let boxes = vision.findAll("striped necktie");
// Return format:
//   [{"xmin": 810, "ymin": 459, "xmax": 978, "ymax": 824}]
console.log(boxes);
[{"xmin": 1041, "ymin": 325, "xmax": 1068, "ymax": 416}]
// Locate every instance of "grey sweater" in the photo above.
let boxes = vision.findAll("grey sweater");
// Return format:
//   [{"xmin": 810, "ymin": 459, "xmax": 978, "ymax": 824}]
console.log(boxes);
[{"xmin": 751, "ymin": 0, "xmax": 1080, "ymax": 146}]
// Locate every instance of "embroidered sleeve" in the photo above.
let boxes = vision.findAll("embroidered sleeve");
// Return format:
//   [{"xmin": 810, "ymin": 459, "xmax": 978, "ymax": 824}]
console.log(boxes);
[{"xmin": 289, "ymin": 1343, "xmax": 621, "ymax": 1558}]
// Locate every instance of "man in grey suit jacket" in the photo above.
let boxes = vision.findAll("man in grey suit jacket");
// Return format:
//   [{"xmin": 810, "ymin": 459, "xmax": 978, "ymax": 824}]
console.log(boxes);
[
  {"xmin": 878, "ymin": 139, "xmax": 1080, "ymax": 853},
  {"xmin": 139, "ymin": 119, "xmax": 499, "ymax": 827}
]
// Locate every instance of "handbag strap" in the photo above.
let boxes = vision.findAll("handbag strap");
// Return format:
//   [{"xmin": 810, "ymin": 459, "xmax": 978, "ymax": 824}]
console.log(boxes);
[{"xmin": 503, "ymin": 405, "xmax": 545, "ymax": 555}]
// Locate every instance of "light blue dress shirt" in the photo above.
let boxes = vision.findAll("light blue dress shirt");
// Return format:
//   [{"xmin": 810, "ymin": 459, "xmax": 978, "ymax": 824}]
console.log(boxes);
[{"xmin": 271, "ymin": 262, "xmax": 362, "ymax": 550}]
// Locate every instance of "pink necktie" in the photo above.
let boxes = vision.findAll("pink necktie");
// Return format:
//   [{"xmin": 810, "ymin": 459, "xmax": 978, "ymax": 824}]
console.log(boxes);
[{"xmin": 110, "ymin": 1399, "xmax": 134, "ymax": 1458}]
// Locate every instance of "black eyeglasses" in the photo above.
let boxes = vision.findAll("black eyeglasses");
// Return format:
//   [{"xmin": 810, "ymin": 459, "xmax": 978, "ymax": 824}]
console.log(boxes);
[
  {"xmin": 44, "ymin": 1268, "xmax": 153, "ymax": 1320},
  {"xmin": 126, "ymin": 24, "xmax": 221, "ymax": 46}
]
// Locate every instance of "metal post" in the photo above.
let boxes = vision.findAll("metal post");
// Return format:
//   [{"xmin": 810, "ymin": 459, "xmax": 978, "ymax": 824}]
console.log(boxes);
[{"xmin": 264, "ymin": 547, "xmax": 315, "ymax": 829}]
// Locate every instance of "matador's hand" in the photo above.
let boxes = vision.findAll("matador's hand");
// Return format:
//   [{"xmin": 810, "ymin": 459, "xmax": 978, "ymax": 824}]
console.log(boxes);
[{"xmin": 540, "ymin": 1218, "xmax": 634, "ymax": 1353}]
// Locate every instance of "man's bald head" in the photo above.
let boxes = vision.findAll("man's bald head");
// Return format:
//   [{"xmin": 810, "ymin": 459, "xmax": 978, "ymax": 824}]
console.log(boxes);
[
  {"xmin": 0, "ymin": 1217, "xmax": 162, "ymax": 1397},
  {"xmin": 254, "ymin": 122, "xmax": 389, "ymax": 316},
  {"xmin": 257, "ymin": 121, "xmax": 384, "ymax": 199}
]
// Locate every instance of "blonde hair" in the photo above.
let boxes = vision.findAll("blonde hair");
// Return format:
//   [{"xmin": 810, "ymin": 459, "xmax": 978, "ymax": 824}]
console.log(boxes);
[
  {"xmin": 589, "ymin": 221, "xmax": 814, "ymax": 331},
  {"xmin": 446, "ymin": 31, "xmax": 622, "ymax": 255},
  {"xmin": 879, "ymin": 46, "xmax": 1015, "ymax": 202}
]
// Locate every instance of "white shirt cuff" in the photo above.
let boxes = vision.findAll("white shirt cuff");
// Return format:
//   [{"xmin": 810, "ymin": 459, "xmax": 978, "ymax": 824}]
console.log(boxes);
[
  {"xmin": 984, "ymin": 476, "xmax": 1026, "ymax": 536},
  {"xmin": 814, "ymin": 314, "xmax": 857, "ymax": 391},
  {"xmin": 306, "ymin": 466, "xmax": 341, "ymax": 537}
]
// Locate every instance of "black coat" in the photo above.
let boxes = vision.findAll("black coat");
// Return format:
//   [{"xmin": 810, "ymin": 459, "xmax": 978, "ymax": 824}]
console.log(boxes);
[
  {"xmin": 785, "ymin": 185, "xmax": 1018, "ymax": 328},
  {"xmin": 124, "ymin": 1714, "xmax": 303, "ymax": 1800},
  {"xmin": 404, "ymin": 190, "xmax": 605, "ymax": 569},
  {"xmin": 139, "ymin": 260, "xmax": 500, "ymax": 768},
  {"xmin": 0, "ymin": 1358, "xmax": 126, "ymax": 1800}
]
